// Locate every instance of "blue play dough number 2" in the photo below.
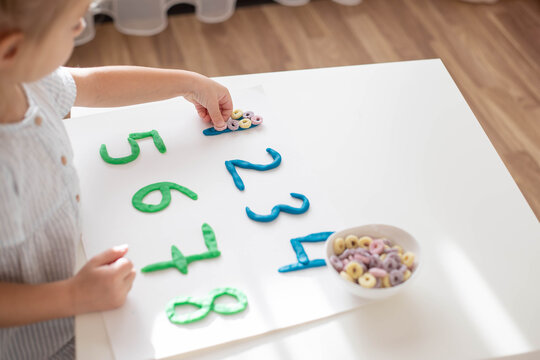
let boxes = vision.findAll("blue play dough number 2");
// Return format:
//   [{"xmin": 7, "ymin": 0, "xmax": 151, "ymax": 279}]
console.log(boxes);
[
  {"xmin": 278, "ymin": 232, "xmax": 334, "ymax": 273},
  {"xmin": 225, "ymin": 148, "xmax": 282, "ymax": 191},
  {"xmin": 246, "ymin": 193, "xmax": 310, "ymax": 222}
]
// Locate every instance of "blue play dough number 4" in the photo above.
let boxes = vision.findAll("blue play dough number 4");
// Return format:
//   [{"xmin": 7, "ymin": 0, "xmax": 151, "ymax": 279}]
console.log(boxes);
[{"xmin": 278, "ymin": 232, "xmax": 334, "ymax": 273}]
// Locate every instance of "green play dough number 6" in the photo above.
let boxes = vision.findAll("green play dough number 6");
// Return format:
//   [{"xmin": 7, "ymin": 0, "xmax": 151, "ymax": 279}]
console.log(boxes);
[{"xmin": 132, "ymin": 181, "xmax": 198, "ymax": 213}]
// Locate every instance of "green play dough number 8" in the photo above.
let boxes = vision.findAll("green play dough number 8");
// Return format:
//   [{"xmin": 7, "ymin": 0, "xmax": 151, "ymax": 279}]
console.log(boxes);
[
  {"xmin": 132, "ymin": 181, "xmax": 198, "ymax": 213},
  {"xmin": 166, "ymin": 287, "xmax": 248, "ymax": 325}
]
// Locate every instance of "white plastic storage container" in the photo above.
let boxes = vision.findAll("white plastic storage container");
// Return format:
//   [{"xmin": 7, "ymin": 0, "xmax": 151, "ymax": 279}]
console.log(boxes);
[{"xmin": 76, "ymin": 0, "xmax": 362, "ymax": 45}]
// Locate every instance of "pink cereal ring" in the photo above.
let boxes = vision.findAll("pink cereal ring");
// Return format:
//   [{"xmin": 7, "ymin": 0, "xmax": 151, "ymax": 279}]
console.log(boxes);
[
  {"xmin": 369, "ymin": 239, "xmax": 385, "ymax": 255},
  {"xmin": 368, "ymin": 267, "xmax": 388, "ymax": 278},
  {"xmin": 251, "ymin": 115, "xmax": 263, "ymax": 125},
  {"xmin": 356, "ymin": 253, "xmax": 371, "ymax": 265},
  {"xmin": 227, "ymin": 118, "xmax": 239, "ymax": 131}
]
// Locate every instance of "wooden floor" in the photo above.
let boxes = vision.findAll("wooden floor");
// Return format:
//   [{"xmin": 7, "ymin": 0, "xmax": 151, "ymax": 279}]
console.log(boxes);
[{"xmin": 68, "ymin": 0, "xmax": 540, "ymax": 220}]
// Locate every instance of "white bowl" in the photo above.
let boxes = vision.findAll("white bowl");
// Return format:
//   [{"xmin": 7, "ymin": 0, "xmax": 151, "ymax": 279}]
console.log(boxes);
[{"xmin": 325, "ymin": 224, "xmax": 421, "ymax": 300}]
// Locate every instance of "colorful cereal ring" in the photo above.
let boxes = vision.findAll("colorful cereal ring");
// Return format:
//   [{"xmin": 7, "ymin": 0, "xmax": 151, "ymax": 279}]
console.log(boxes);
[
  {"xmin": 333, "ymin": 237, "xmax": 346, "ymax": 255},
  {"xmin": 231, "ymin": 109, "xmax": 243, "ymax": 120},
  {"xmin": 368, "ymin": 267, "xmax": 388, "ymax": 278},
  {"xmin": 389, "ymin": 269, "xmax": 404, "ymax": 286},
  {"xmin": 227, "ymin": 118, "xmax": 239, "ymax": 131},
  {"xmin": 239, "ymin": 119, "xmax": 252, "ymax": 129},
  {"xmin": 243, "ymin": 111, "xmax": 255, "ymax": 119},
  {"xmin": 369, "ymin": 239, "xmax": 385, "ymax": 255},
  {"xmin": 251, "ymin": 115, "xmax": 263, "ymax": 125},
  {"xmin": 358, "ymin": 273, "xmax": 377, "ymax": 288},
  {"xmin": 330, "ymin": 255, "xmax": 344, "ymax": 272}
]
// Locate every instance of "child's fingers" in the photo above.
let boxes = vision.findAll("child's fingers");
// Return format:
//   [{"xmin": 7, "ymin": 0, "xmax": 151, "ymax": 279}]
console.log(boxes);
[
  {"xmin": 124, "ymin": 268, "xmax": 136, "ymax": 282},
  {"xmin": 124, "ymin": 270, "xmax": 136, "ymax": 288},
  {"xmin": 90, "ymin": 244, "xmax": 128, "ymax": 266},
  {"xmin": 219, "ymin": 92, "xmax": 234, "ymax": 119},
  {"xmin": 110, "ymin": 257, "xmax": 134, "ymax": 276},
  {"xmin": 208, "ymin": 102, "xmax": 227, "ymax": 130},
  {"xmin": 194, "ymin": 104, "xmax": 210, "ymax": 122}
]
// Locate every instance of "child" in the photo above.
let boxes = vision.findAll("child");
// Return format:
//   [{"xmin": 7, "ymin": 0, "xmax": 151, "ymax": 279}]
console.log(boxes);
[{"xmin": 0, "ymin": 0, "xmax": 233, "ymax": 358}]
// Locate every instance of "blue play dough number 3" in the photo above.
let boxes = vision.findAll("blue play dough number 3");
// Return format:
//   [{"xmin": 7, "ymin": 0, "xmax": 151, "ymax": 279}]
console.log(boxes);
[{"xmin": 246, "ymin": 193, "xmax": 310, "ymax": 222}]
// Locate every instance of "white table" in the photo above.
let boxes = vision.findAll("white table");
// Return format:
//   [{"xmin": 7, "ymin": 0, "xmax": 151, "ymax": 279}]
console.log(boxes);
[{"xmin": 72, "ymin": 59, "xmax": 540, "ymax": 360}]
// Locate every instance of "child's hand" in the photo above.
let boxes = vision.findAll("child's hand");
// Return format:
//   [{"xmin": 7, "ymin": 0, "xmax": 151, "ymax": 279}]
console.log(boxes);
[
  {"xmin": 185, "ymin": 73, "xmax": 233, "ymax": 131},
  {"xmin": 69, "ymin": 245, "xmax": 136, "ymax": 314}
]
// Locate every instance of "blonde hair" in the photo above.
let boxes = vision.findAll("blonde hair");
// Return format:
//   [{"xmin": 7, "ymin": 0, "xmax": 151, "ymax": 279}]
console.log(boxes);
[{"xmin": 0, "ymin": 0, "xmax": 71, "ymax": 39}]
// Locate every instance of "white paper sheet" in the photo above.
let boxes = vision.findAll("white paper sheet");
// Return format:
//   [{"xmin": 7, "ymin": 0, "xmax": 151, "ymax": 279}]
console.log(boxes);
[{"xmin": 65, "ymin": 87, "xmax": 369, "ymax": 360}]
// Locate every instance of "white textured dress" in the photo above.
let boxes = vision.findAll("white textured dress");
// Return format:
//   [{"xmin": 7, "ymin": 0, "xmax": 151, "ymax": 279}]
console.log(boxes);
[{"xmin": 0, "ymin": 67, "xmax": 80, "ymax": 360}]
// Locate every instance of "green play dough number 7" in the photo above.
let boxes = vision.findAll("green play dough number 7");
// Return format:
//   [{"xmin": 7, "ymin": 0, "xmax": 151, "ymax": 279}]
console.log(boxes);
[
  {"xmin": 100, "ymin": 130, "xmax": 166, "ymax": 164},
  {"xmin": 141, "ymin": 223, "xmax": 220, "ymax": 274}
]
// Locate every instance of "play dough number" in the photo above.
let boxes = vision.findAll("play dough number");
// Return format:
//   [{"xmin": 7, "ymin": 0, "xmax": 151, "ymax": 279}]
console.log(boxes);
[
  {"xmin": 245, "ymin": 192, "xmax": 310, "ymax": 222},
  {"xmin": 166, "ymin": 287, "xmax": 248, "ymax": 325},
  {"xmin": 132, "ymin": 181, "xmax": 198, "ymax": 213},
  {"xmin": 100, "ymin": 130, "xmax": 166, "ymax": 165},
  {"xmin": 278, "ymin": 232, "xmax": 333, "ymax": 273},
  {"xmin": 225, "ymin": 148, "xmax": 282, "ymax": 191},
  {"xmin": 141, "ymin": 223, "xmax": 220, "ymax": 274},
  {"xmin": 100, "ymin": 138, "xmax": 140, "ymax": 164}
]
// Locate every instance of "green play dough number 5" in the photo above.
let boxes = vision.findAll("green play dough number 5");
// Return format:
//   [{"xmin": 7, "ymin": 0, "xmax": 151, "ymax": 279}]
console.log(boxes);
[
  {"xmin": 100, "ymin": 130, "xmax": 166, "ymax": 165},
  {"xmin": 132, "ymin": 181, "xmax": 198, "ymax": 213}
]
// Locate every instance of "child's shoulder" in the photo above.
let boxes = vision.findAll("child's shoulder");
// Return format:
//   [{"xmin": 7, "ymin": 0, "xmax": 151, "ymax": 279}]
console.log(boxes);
[{"xmin": 23, "ymin": 67, "xmax": 76, "ymax": 121}]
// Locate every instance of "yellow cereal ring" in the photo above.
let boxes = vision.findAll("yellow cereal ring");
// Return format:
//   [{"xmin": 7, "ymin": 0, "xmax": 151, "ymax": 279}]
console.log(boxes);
[
  {"xmin": 345, "ymin": 261, "xmax": 364, "ymax": 279},
  {"xmin": 403, "ymin": 270, "xmax": 411, "ymax": 281},
  {"xmin": 340, "ymin": 271, "xmax": 354, "ymax": 282},
  {"xmin": 358, "ymin": 273, "xmax": 376, "ymax": 288},
  {"xmin": 239, "ymin": 119, "xmax": 252, "ymax": 129},
  {"xmin": 380, "ymin": 253, "xmax": 387, "ymax": 261},
  {"xmin": 333, "ymin": 237, "xmax": 345, "ymax": 255},
  {"xmin": 382, "ymin": 275, "xmax": 391, "ymax": 288},
  {"xmin": 345, "ymin": 234, "xmax": 360, "ymax": 249},
  {"xmin": 392, "ymin": 245, "xmax": 403, "ymax": 254},
  {"xmin": 231, "ymin": 109, "xmax": 243, "ymax": 120},
  {"xmin": 384, "ymin": 245, "xmax": 390, "ymax": 251},
  {"xmin": 359, "ymin": 236, "xmax": 372, "ymax": 249},
  {"xmin": 402, "ymin": 252, "xmax": 415, "ymax": 268}
]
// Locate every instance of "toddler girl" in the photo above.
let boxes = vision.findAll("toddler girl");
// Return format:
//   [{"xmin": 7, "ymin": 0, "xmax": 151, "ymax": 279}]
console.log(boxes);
[{"xmin": 0, "ymin": 0, "xmax": 232, "ymax": 358}]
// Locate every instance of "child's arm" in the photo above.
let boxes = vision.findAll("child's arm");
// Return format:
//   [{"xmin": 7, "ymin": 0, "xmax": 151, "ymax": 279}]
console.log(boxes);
[
  {"xmin": 0, "ymin": 245, "xmax": 135, "ymax": 327},
  {"xmin": 68, "ymin": 66, "xmax": 233, "ymax": 130}
]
